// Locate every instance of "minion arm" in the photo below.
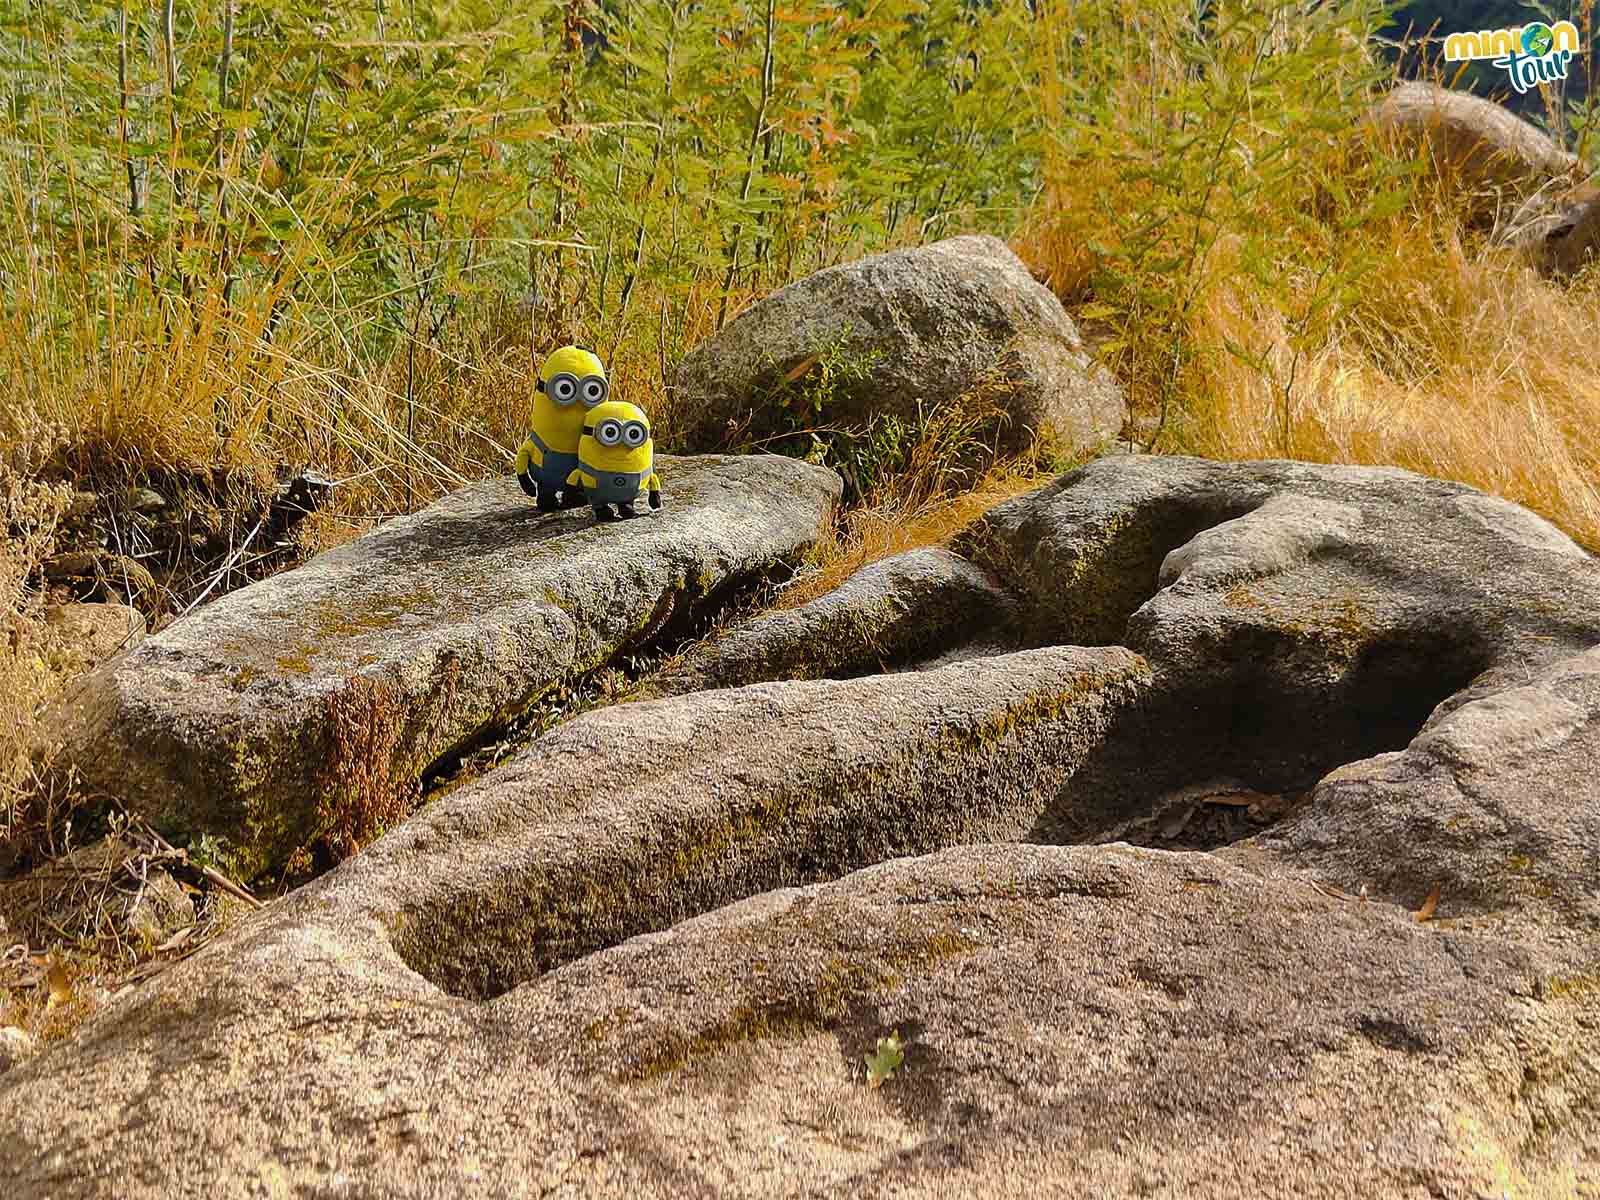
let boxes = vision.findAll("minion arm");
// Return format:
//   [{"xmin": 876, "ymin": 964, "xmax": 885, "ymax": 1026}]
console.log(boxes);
[{"xmin": 515, "ymin": 439, "xmax": 539, "ymax": 497}]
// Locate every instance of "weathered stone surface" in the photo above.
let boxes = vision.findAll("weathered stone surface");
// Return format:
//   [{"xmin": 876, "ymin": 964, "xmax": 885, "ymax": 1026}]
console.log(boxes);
[
  {"xmin": 1368, "ymin": 82, "xmax": 1578, "ymax": 198},
  {"xmin": 124, "ymin": 869, "xmax": 193, "ymax": 945},
  {"xmin": 2, "ymin": 832, "xmax": 1593, "ymax": 1197},
  {"xmin": 636, "ymin": 546, "xmax": 1009, "ymax": 698},
  {"xmin": 125, "ymin": 487, "xmax": 167, "ymax": 515},
  {"xmin": 1505, "ymin": 183, "xmax": 1600, "ymax": 278},
  {"xmin": 1254, "ymin": 643, "xmax": 1600, "ymax": 931},
  {"xmin": 957, "ymin": 455, "xmax": 1600, "ymax": 833},
  {"xmin": 1155, "ymin": 493, "xmax": 1361, "ymax": 589},
  {"xmin": 46, "ymin": 454, "xmax": 841, "ymax": 878},
  {"xmin": 43, "ymin": 602, "xmax": 146, "ymax": 669},
  {"xmin": 8, "ymin": 453, "xmax": 1598, "ymax": 1195},
  {"xmin": 359, "ymin": 644, "xmax": 1150, "ymax": 999},
  {"xmin": 44, "ymin": 553, "xmax": 158, "ymax": 606},
  {"xmin": 675, "ymin": 234, "xmax": 1126, "ymax": 455}
]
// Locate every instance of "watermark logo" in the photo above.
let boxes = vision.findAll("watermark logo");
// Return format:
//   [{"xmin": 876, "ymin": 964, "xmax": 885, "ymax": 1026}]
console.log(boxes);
[{"xmin": 1444, "ymin": 20, "xmax": 1584, "ymax": 95}]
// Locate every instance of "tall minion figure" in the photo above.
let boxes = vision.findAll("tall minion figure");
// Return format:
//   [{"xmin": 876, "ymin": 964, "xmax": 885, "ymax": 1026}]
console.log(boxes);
[
  {"xmin": 566, "ymin": 400, "xmax": 663, "ymax": 522},
  {"xmin": 516, "ymin": 346, "xmax": 610, "ymax": 511}
]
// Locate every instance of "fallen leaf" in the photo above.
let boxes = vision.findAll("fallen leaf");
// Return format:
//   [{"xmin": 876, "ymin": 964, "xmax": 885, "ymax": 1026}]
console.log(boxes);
[
  {"xmin": 1414, "ymin": 882, "xmax": 1442, "ymax": 922},
  {"xmin": 1198, "ymin": 789, "xmax": 1263, "ymax": 808},
  {"xmin": 864, "ymin": 1032, "xmax": 905, "ymax": 1090},
  {"xmin": 1157, "ymin": 804, "xmax": 1196, "ymax": 839},
  {"xmin": 156, "ymin": 925, "xmax": 196, "ymax": 953},
  {"xmin": 1308, "ymin": 879, "xmax": 1365, "ymax": 903},
  {"xmin": 45, "ymin": 960, "xmax": 72, "ymax": 1010},
  {"xmin": 781, "ymin": 352, "xmax": 822, "ymax": 384}
]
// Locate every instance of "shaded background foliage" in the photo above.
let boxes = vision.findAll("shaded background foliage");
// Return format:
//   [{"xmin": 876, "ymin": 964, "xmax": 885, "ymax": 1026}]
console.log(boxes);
[{"xmin": 1386, "ymin": 0, "xmax": 1596, "ymax": 134}]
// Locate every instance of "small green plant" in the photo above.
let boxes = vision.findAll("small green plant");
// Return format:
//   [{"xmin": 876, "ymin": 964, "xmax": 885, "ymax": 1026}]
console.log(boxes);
[
  {"xmin": 760, "ymin": 330, "xmax": 883, "ymax": 423},
  {"xmin": 184, "ymin": 832, "xmax": 229, "ymax": 874},
  {"xmin": 864, "ymin": 1030, "xmax": 906, "ymax": 1089}
]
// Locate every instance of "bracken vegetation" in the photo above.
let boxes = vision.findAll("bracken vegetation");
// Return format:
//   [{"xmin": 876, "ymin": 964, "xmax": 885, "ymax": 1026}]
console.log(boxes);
[{"xmin": 2, "ymin": 0, "xmax": 1599, "ymax": 1041}]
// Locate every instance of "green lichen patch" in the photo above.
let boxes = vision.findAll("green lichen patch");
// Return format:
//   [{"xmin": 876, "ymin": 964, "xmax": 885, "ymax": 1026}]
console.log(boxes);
[
  {"xmin": 1542, "ymin": 973, "xmax": 1600, "ymax": 1001},
  {"xmin": 307, "ymin": 591, "xmax": 416, "ymax": 639},
  {"xmin": 1223, "ymin": 582, "xmax": 1373, "ymax": 662},
  {"xmin": 620, "ymin": 927, "xmax": 977, "ymax": 1082},
  {"xmin": 274, "ymin": 644, "xmax": 315, "ymax": 674},
  {"xmin": 285, "ymin": 674, "xmax": 421, "ymax": 875},
  {"xmin": 938, "ymin": 657, "xmax": 1152, "ymax": 758},
  {"xmin": 392, "ymin": 656, "xmax": 1137, "ymax": 1004}
]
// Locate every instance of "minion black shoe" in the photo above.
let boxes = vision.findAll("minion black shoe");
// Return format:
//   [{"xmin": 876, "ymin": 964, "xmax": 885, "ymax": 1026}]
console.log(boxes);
[
  {"xmin": 617, "ymin": 501, "xmax": 640, "ymax": 519},
  {"xmin": 593, "ymin": 503, "xmax": 620, "ymax": 523},
  {"xmin": 559, "ymin": 486, "xmax": 588, "ymax": 510}
]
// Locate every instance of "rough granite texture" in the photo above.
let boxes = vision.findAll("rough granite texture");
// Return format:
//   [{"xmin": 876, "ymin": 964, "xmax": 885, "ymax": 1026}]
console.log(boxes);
[
  {"xmin": 343, "ymin": 644, "xmax": 1151, "ymax": 999},
  {"xmin": 6, "ymin": 455, "xmax": 1598, "ymax": 1196},
  {"xmin": 635, "ymin": 546, "xmax": 1011, "ymax": 699},
  {"xmin": 43, "ymin": 453, "xmax": 841, "ymax": 877},
  {"xmin": 675, "ymin": 234, "xmax": 1126, "ymax": 454},
  {"xmin": 955, "ymin": 454, "xmax": 1600, "ymax": 833},
  {"xmin": 1, "ymin": 834, "xmax": 1594, "ymax": 1197},
  {"xmin": 1254, "ymin": 643, "xmax": 1600, "ymax": 934}
]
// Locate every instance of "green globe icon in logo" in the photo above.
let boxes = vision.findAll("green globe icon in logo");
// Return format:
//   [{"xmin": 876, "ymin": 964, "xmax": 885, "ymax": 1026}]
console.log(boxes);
[{"xmin": 1522, "ymin": 22, "xmax": 1554, "ymax": 56}]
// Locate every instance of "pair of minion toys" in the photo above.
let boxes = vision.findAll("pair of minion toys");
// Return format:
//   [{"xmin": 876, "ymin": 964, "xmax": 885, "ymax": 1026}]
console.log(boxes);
[{"xmin": 516, "ymin": 346, "xmax": 662, "ymax": 522}]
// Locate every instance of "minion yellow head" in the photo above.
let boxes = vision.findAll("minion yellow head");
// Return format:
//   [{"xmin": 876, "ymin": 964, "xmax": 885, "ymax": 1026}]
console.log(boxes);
[
  {"xmin": 531, "ymin": 346, "xmax": 609, "ymax": 450},
  {"xmin": 579, "ymin": 400, "xmax": 654, "ymax": 471}
]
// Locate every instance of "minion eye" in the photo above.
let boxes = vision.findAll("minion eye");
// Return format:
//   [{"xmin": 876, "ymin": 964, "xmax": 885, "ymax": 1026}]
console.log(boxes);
[
  {"xmin": 580, "ymin": 376, "xmax": 609, "ymax": 407},
  {"xmin": 622, "ymin": 422, "xmax": 647, "ymax": 447},
  {"xmin": 597, "ymin": 420, "xmax": 623, "ymax": 446},
  {"xmin": 548, "ymin": 373, "xmax": 579, "ymax": 404}
]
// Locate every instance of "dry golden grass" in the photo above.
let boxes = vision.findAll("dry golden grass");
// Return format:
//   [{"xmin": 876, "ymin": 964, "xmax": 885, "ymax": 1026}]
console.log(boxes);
[
  {"xmin": 765, "ymin": 372, "xmax": 1084, "ymax": 608},
  {"xmin": 773, "ymin": 466, "xmax": 1047, "ymax": 611},
  {"xmin": 1186, "ymin": 227, "xmax": 1600, "ymax": 547},
  {"xmin": 0, "ymin": 468, "xmax": 75, "ymax": 865},
  {"xmin": 1016, "ymin": 107, "xmax": 1600, "ymax": 554}
]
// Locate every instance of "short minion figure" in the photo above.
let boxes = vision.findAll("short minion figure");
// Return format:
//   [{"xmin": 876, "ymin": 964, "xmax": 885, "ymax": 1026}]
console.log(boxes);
[
  {"xmin": 516, "ymin": 345, "xmax": 610, "ymax": 512},
  {"xmin": 566, "ymin": 400, "xmax": 663, "ymax": 522}
]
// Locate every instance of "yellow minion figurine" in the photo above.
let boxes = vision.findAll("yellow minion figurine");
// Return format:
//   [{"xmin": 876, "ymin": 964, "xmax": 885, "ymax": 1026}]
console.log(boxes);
[
  {"xmin": 516, "ymin": 345, "xmax": 610, "ymax": 511},
  {"xmin": 566, "ymin": 400, "xmax": 663, "ymax": 522}
]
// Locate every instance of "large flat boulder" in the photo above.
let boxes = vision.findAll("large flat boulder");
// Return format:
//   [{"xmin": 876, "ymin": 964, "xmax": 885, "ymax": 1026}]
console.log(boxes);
[
  {"xmin": 1, "ymin": 832, "xmax": 1591, "ymax": 1195},
  {"xmin": 956, "ymin": 454, "xmax": 1600, "ymax": 833},
  {"xmin": 45, "ymin": 453, "xmax": 841, "ymax": 878},
  {"xmin": 675, "ymin": 234, "xmax": 1126, "ymax": 455},
  {"xmin": 8, "ymin": 454, "xmax": 1598, "ymax": 1195}
]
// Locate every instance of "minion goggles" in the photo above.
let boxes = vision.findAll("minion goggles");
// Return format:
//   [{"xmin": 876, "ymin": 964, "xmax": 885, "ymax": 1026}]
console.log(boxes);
[
  {"xmin": 586, "ymin": 416, "xmax": 650, "ymax": 448},
  {"xmin": 538, "ymin": 372, "xmax": 609, "ymax": 407}
]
